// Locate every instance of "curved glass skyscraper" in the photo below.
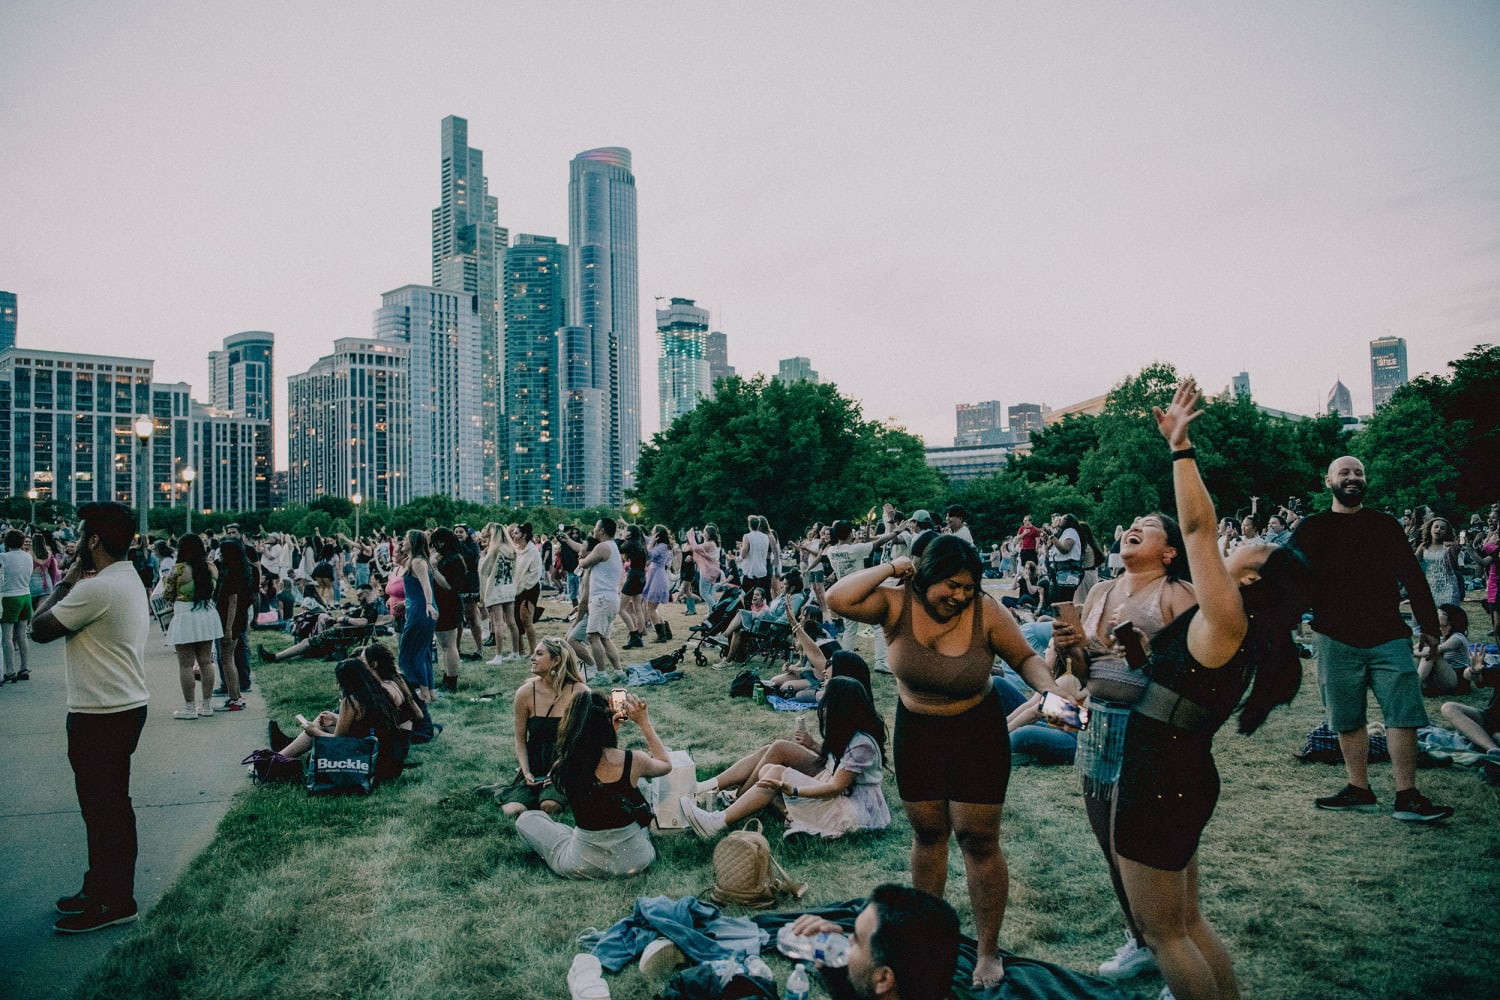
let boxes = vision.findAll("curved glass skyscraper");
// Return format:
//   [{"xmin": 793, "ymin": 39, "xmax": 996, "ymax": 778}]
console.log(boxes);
[{"xmin": 567, "ymin": 147, "xmax": 638, "ymax": 505}]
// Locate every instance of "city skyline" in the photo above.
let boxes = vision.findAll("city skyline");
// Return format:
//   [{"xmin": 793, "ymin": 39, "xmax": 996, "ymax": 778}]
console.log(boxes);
[{"xmin": 3, "ymin": 4, "xmax": 1497, "ymax": 468}]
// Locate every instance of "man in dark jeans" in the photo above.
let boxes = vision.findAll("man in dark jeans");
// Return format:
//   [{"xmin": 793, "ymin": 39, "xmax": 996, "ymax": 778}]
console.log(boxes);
[{"xmin": 32, "ymin": 502, "xmax": 151, "ymax": 933}]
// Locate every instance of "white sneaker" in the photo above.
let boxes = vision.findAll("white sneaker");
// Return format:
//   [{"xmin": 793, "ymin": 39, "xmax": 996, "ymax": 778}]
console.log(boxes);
[
  {"xmin": 172, "ymin": 707, "xmax": 198, "ymax": 720},
  {"xmin": 1099, "ymin": 932, "xmax": 1157, "ymax": 979},
  {"xmin": 198, "ymin": 701, "xmax": 215, "ymax": 717},
  {"xmin": 567, "ymin": 954, "xmax": 609, "ymax": 1000},
  {"xmin": 639, "ymin": 937, "xmax": 685, "ymax": 978},
  {"xmin": 679, "ymin": 795, "xmax": 726, "ymax": 838}
]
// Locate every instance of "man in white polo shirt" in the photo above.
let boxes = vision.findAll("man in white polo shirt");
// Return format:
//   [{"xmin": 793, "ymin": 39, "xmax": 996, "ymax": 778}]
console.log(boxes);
[{"xmin": 32, "ymin": 502, "xmax": 150, "ymax": 934}]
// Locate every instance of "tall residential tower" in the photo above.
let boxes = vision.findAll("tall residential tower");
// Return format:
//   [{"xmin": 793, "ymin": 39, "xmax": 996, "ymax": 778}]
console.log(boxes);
[
  {"xmin": 432, "ymin": 115, "xmax": 506, "ymax": 501},
  {"xmin": 503, "ymin": 235, "xmax": 567, "ymax": 507},
  {"xmin": 1369, "ymin": 336, "xmax": 1408, "ymax": 409},
  {"xmin": 568, "ymin": 147, "xmax": 639, "ymax": 503},
  {"xmin": 656, "ymin": 298, "xmax": 712, "ymax": 430}
]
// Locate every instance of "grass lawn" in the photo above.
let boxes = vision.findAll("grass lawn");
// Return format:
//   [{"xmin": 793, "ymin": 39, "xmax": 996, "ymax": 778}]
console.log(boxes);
[{"xmin": 77, "ymin": 596, "xmax": 1500, "ymax": 999}]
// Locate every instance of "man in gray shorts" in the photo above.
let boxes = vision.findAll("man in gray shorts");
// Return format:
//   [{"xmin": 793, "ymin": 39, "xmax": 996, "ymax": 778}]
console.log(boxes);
[
  {"xmin": 562, "ymin": 520, "xmax": 622, "ymax": 674},
  {"xmin": 1290, "ymin": 456, "xmax": 1453, "ymax": 823}
]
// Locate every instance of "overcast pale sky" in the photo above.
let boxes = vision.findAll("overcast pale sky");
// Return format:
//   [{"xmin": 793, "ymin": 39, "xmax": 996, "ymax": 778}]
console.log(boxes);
[{"xmin": 4, "ymin": 1, "xmax": 1498, "ymax": 467}]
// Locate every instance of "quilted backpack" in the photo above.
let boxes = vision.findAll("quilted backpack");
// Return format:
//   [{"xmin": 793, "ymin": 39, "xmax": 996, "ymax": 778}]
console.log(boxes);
[{"xmin": 707, "ymin": 819, "xmax": 806, "ymax": 909}]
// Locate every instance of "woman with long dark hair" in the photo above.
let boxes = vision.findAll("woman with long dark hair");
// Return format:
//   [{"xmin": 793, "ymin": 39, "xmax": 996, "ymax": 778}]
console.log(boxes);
[
  {"xmin": 429, "ymin": 527, "xmax": 464, "ymax": 693},
  {"xmin": 278, "ymin": 657, "xmax": 414, "ymax": 782},
  {"xmin": 164, "ymin": 533, "xmax": 223, "ymax": 719},
  {"xmin": 513, "ymin": 689, "xmax": 672, "ymax": 879},
  {"xmin": 510, "ymin": 523, "xmax": 543, "ymax": 658},
  {"xmin": 681, "ymin": 676, "xmax": 890, "ymax": 839},
  {"xmin": 1111, "ymin": 381, "xmax": 1311, "ymax": 1000},
  {"xmin": 215, "ymin": 536, "xmax": 257, "ymax": 710},
  {"xmin": 828, "ymin": 533, "xmax": 1062, "ymax": 988},
  {"xmin": 617, "ymin": 524, "xmax": 648, "ymax": 649},
  {"xmin": 398, "ymin": 530, "xmax": 439, "ymax": 740},
  {"xmin": 1415, "ymin": 517, "xmax": 1464, "ymax": 607}
]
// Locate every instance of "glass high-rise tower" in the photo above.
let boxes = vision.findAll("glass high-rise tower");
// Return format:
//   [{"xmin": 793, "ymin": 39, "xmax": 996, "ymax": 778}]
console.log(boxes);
[
  {"xmin": 568, "ymin": 147, "xmax": 639, "ymax": 504},
  {"xmin": 1369, "ymin": 336, "xmax": 1408, "ymax": 410},
  {"xmin": 503, "ymin": 235, "xmax": 567, "ymax": 508},
  {"xmin": 433, "ymin": 115, "xmax": 506, "ymax": 502},
  {"xmin": 657, "ymin": 298, "xmax": 712, "ymax": 430}
]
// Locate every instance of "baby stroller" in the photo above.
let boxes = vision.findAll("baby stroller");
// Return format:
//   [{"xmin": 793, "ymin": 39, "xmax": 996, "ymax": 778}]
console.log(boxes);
[{"xmin": 686, "ymin": 585, "xmax": 745, "ymax": 666}]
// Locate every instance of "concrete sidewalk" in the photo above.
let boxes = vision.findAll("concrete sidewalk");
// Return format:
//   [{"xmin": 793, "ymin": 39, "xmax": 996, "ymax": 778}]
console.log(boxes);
[{"xmin": 0, "ymin": 623, "xmax": 263, "ymax": 1000}]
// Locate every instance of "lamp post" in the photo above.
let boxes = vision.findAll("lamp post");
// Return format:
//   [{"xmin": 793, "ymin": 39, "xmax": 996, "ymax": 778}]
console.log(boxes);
[
  {"xmin": 27, "ymin": 488, "xmax": 38, "ymax": 525},
  {"xmin": 133, "ymin": 416, "xmax": 154, "ymax": 541},
  {"xmin": 182, "ymin": 466, "xmax": 197, "ymax": 534},
  {"xmin": 629, "ymin": 501, "xmax": 641, "ymax": 520},
  {"xmin": 351, "ymin": 492, "xmax": 363, "ymax": 539}
]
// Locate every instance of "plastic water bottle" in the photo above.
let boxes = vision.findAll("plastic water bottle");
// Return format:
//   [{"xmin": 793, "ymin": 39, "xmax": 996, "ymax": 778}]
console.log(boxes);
[
  {"xmin": 776, "ymin": 923, "xmax": 851, "ymax": 967},
  {"xmin": 784, "ymin": 963, "xmax": 810, "ymax": 1000}
]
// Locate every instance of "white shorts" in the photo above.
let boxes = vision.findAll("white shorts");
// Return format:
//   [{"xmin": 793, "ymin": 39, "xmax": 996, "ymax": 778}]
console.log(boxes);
[{"xmin": 586, "ymin": 594, "xmax": 620, "ymax": 636}]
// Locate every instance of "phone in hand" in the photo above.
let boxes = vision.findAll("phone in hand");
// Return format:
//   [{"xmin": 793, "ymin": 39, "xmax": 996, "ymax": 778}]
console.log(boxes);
[
  {"xmin": 1042, "ymin": 692, "xmax": 1089, "ymax": 731},
  {"xmin": 1054, "ymin": 602, "xmax": 1083, "ymax": 630},
  {"xmin": 295, "ymin": 714, "xmax": 310, "ymax": 728},
  {"xmin": 611, "ymin": 689, "xmax": 628, "ymax": 713},
  {"xmin": 1112, "ymin": 621, "xmax": 1148, "ymax": 669}
]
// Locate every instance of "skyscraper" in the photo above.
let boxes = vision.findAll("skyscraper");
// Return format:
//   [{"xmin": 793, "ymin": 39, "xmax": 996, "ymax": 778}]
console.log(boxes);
[
  {"xmin": 1327, "ymin": 379, "xmax": 1354, "ymax": 419},
  {"xmin": 1369, "ymin": 336, "xmax": 1408, "ymax": 409},
  {"xmin": 504, "ymin": 235, "xmax": 567, "ymax": 508},
  {"xmin": 1008, "ymin": 403, "xmax": 1045, "ymax": 433},
  {"xmin": 433, "ymin": 115, "xmax": 506, "ymax": 502},
  {"xmin": 657, "ymin": 298, "xmax": 713, "ymax": 430},
  {"xmin": 374, "ymin": 284, "xmax": 483, "ymax": 503},
  {"xmin": 777, "ymin": 357, "xmax": 818, "ymax": 384},
  {"xmin": 568, "ymin": 147, "xmax": 639, "ymax": 503},
  {"xmin": 1231, "ymin": 371, "xmax": 1251, "ymax": 398},
  {"xmin": 705, "ymin": 330, "xmax": 735, "ymax": 384},
  {"xmin": 955, "ymin": 400, "xmax": 1001, "ymax": 445},
  {"xmin": 559, "ymin": 325, "xmax": 608, "ymax": 508},
  {"xmin": 0, "ymin": 291, "xmax": 16, "ymax": 352},
  {"xmin": 206, "ymin": 331, "xmax": 274, "ymax": 508},
  {"xmin": 288, "ymin": 337, "xmax": 411, "ymax": 507}
]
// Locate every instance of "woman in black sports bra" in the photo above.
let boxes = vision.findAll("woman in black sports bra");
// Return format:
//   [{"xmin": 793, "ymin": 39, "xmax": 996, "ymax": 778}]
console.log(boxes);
[{"xmin": 828, "ymin": 535, "xmax": 1063, "ymax": 989}]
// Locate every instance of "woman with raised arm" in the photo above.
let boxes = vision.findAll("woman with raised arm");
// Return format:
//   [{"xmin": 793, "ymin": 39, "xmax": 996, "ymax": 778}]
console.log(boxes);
[
  {"xmin": 827, "ymin": 534, "xmax": 1062, "ymax": 989},
  {"xmin": 1112, "ymin": 380, "xmax": 1310, "ymax": 1000}
]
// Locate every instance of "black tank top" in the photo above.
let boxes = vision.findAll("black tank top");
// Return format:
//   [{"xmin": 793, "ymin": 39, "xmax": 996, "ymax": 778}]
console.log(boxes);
[{"xmin": 570, "ymin": 750, "xmax": 650, "ymax": 831}]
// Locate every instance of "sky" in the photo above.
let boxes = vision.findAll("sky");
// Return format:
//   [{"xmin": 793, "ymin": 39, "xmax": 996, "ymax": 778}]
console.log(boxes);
[{"xmin": 3, "ymin": 1, "xmax": 1498, "ymax": 469}]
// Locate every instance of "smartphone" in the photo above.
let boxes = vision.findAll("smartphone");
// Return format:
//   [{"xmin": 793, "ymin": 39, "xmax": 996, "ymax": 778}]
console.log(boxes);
[
  {"xmin": 1112, "ymin": 621, "xmax": 1148, "ymax": 669},
  {"xmin": 611, "ymin": 689, "xmax": 628, "ymax": 713},
  {"xmin": 1054, "ymin": 602, "xmax": 1083, "ymax": 630},
  {"xmin": 1042, "ymin": 692, "xmax": 1089, "ymax": 731},
  {"xmin": 294, "ymin": 714, "xmax": 310, "ymax": 727}
]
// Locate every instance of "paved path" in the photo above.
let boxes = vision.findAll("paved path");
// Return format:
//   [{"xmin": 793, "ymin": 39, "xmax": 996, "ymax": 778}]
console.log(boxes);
[{"xmin": 0, "ymin": 622, "xmax": 262, "ymax": 1000}]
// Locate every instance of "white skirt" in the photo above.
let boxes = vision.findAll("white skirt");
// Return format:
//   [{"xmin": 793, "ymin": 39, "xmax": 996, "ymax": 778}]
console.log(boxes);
[{"xmin": 168, "ymin": 602, "xmax": 224, "ymax": 645}]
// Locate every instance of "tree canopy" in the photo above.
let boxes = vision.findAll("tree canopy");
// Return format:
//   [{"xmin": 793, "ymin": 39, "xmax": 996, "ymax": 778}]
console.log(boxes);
[{"xmin": 633, "ymin": 375, "xmax": 943, "ymax": 537}]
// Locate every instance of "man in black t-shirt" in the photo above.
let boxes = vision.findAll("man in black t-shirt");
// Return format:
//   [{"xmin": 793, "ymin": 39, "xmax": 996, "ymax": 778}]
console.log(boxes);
[{"xmin": 1291, "ymin": 456, "xmax": 1452, "ymax": 822}]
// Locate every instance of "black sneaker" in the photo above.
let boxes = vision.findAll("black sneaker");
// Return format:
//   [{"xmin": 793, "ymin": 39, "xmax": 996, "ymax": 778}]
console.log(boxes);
[
  {"xmin": 54, "ymin": 899, "xmax": 138, "ymax": 934},
  {"xmin": 55, "ymin": 891, "xmax": 91, "ymax": 916},
  {"xmin": 1315, "ymin": 784, "xmax": 1379, "ymax": 811},
  {"xmin": 1392, "ymin": 791, "xmax": 1454, "ymax": 823}
]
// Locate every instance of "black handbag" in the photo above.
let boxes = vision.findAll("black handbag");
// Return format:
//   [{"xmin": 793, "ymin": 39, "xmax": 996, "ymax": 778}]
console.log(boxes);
[{"xmin": 305, "ymin": 735, "xmax": 379, "ymax": 795}]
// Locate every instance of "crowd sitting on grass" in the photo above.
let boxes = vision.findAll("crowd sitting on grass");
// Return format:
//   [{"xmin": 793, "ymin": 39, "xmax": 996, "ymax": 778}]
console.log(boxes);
[{"xmin": 19, "ymin": 455, "xmax": 1500, "ymax": 995}]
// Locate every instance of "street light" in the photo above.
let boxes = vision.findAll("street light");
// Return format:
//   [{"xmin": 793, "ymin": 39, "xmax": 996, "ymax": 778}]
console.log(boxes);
[
  {"xmin": 133, "ymin": 416, "xmax": 154, "ymax": 541},
  {"xmin": 351, "ymin": 492, "xmax": 363, "ymax": 539},
  {"xmin": 27, "ymin": 488, "xmax": 38, "ymax": 524},
  {"xmin": 181, "ymin": 466, "xmax": 197, "ymax": 533},
  {"xmin": 628, "ymin": 501, "xmax": 641, "ymax": 519}
]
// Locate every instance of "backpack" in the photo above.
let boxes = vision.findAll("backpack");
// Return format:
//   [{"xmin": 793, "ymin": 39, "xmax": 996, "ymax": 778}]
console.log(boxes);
[
  {"xmin": 707, "ymin": 819, "xmax": 806, "ymax": 909},
  {"xmin": 729, "ymin": 670, "xmax": 758, "ymax": 698}
]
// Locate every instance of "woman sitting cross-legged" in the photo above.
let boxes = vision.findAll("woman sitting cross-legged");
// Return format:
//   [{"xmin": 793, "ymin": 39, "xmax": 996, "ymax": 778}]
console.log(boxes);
[
  {"xmin": 513, "ymin": 690, "xmax": 672, "ymax": 879},
  {"xmin": 680, "ymin": 676, "xmax": 890, "ymax": 839},
  {"xmin": 475, "ymin": 638, "xmax": 589, "ymax": 815}
]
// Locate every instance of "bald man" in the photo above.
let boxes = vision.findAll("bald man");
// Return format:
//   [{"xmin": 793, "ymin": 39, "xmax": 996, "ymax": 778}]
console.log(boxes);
[{"xmin": 1289, "ymin": 456, "xmax": 1453, "ymax": 823}]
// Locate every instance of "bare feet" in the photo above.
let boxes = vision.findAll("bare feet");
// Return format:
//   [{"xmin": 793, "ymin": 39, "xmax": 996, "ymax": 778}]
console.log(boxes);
[{"xmin": 973, "ymin": 953, "xmax": 1005, "ymax": 988}]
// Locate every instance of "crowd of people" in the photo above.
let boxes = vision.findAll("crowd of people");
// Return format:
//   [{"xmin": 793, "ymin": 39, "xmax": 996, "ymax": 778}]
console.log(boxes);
[{"xmin": 14, "ymin": 378, "xmax": 1500, "ymax": 999}]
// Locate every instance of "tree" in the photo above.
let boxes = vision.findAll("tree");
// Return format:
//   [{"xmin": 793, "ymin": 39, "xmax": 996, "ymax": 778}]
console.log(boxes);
[
  {"xmin": 1008, "ymin": 413, "xmax": 1098, "ymax": 486},
  {"xmin": 1352, "ymin": 378, "xmax": 1465, "ymax": 519},
  {"xmin": 634, "ymin": 375, "xmax": 942, "ymax": 536}
]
